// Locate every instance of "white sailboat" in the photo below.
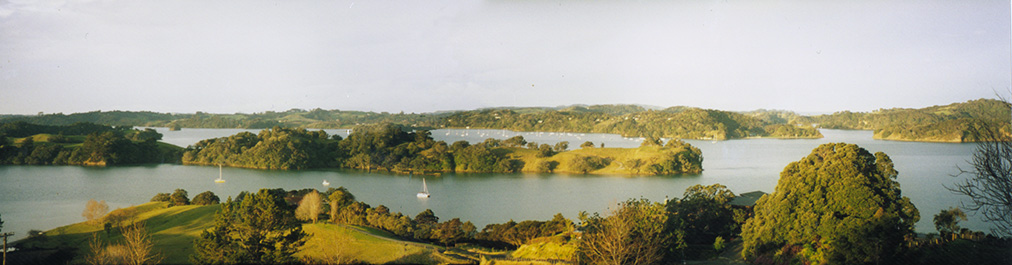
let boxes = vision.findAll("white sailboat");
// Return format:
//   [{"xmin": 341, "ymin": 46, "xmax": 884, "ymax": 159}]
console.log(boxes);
[
  {"xmin": 215, "ymin": 164, "xmax": 226, "ymax": 183},
  {"xmin": 322, "ymin": 180, "xmax": 330, "ymax": 186},
  {"xmin": 416, "ymin": 178, "xmax": 430, "ymax": 198}
]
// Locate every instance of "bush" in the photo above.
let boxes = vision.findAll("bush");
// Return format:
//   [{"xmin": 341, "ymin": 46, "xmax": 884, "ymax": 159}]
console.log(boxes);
[
  {"xmin": 150, "ymin": 193, "xmax": 170, "ymax": 202},
  {"xmin": 534, "ymin": 160, "xmax": 558, "ymax": 173},
  {"xmin": 569, "ymin": 155, "xmax": 609, "ymax": 174},
  {"xmin": 191, "ymin": 191, "xmax": 220, "ymax": 205}
]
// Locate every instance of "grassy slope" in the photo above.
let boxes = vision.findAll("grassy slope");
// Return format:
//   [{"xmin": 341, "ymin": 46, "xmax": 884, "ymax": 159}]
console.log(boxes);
[
  {"xmin": 299, "ymin": 223, "xmax": 468, "ymax": 264},
  {"xmin": 16, "ymin": 202, "xmax": 462, "ymax": 264},
  {"xmin": 513, "ymin": 145, "xmax": 694, "ymax": 175}
]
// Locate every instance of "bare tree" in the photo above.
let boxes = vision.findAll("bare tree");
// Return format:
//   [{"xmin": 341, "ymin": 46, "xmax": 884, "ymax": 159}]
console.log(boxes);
[
  {"xmin": 951, "ymin": 98, "xmax": 1012, "ymax": 237},
  {"xmin": 83, "ymin": 199, "xmax": 109, "ymax": 225},
  {"xmin": 85, "ymin": 233, "xmax": 110, "ymax": 265},
  {"xmin": 122, "ymin": 223, "xmax": 162, "ymax": 265},
  {"xmin": 296, "ymin": 190, "xmax": 323, "ymax": 223}
]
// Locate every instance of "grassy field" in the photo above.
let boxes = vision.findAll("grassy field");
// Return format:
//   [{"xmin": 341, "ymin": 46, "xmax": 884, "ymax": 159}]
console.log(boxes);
[
  {"xmin": 511, "ymin": 145, "xmax": 695, "ymax": 175},
  {"xmin": 298, "ymin": 223, "xmax": 470, "ymax": 264},
  {"xmin": 13, "ymin": 202, "xmax": 468, "ymax": 264}
]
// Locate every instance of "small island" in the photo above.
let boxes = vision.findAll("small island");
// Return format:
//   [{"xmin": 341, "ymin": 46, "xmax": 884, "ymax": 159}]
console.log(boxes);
[{"xmin": 181, "ymin": 123, "xmax": 703, "ymax": 175}]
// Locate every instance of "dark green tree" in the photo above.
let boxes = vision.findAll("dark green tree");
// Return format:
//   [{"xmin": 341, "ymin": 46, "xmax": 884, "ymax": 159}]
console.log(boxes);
[
  {"xmin": 191, "ymin": 191, "xmax": 220, "ymax": 205},
  {"xmin": 667, "ymin": 184, "xmax": 737, "ymax": 245},
  {"xmin": 741, "ymin": 143, "xmax": 919, "ymax": 264},
  {"xmin": 192, "ymin": 189, "xmax": 306, "ymax": 264},
  {"xmin": 170, "ymin": 189, "xmax": 189, "ymax": 206}
]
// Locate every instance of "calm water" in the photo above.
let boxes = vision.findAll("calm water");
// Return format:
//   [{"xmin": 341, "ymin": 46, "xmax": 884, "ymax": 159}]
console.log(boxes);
[{"xmin": 0, "ymin": 128, "xmax": 982, "ymax": 241}]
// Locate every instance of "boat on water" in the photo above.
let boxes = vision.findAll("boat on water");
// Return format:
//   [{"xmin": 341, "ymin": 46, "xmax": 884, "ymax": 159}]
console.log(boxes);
[
  {"xmin": 416, "ymin": 178, "xmax": 430, "ymax": 198},
  {"xmin": 322, "ymin": 180, "xmax": 330, "ymax": 186},
  {"xmin": 215, "ymin": 164, "xmax": 226, "ymax": 183}
]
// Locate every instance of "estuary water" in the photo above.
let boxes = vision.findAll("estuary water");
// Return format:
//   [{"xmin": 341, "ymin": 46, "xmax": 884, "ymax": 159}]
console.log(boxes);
[{"xmin": 0, "ymin": 128, "xmax": 983, "ymax": 241}]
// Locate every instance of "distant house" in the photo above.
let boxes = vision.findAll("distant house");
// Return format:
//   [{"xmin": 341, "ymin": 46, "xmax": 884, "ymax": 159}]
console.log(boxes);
[{"xmin": 729, "ymin": 191, "xmax": 767, "ymax": 208}]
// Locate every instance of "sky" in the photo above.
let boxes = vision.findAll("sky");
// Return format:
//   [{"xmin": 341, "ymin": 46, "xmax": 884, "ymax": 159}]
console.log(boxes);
[{"xmin": 0, "ymin": 0, "xmax": 1009, "ymax": 115}]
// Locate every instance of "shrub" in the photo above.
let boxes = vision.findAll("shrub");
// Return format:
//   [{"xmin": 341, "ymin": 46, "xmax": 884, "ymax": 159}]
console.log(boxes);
[{"xmin": 191, "ymin": 191, "xmax": 220, "ymax": 205}]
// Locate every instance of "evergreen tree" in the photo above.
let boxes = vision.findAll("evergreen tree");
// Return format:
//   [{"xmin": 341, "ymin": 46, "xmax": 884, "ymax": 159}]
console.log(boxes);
[
  {"xmin": 192, "ymin": 189, "xmax": 306, "ymax": 264},
  {"xmin": 741, "ymin": 143, "xmax": 919, "ymax": 264}
]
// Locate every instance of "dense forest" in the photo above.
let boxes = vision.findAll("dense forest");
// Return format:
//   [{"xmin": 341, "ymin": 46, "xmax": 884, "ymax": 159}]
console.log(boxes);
[
  {"xmin": 181, "ymin": 123, "xmax": 704, "ymax": 175},
  {"xmin": 804, "ymin": 98, "xmax": 1010, "ymax": 142},
  {"xmin": 0, "ymin": 122, "xmax": 182, "ymax": 166}
]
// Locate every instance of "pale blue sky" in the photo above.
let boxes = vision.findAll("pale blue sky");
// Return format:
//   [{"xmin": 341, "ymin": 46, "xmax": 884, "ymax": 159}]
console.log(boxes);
[{"xmin": 1, "ymin": 0, "xmax": 1009, "ymax": 115}]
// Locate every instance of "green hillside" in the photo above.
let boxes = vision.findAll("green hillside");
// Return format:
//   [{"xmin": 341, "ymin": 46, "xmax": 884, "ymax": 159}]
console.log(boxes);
[
  {"xmin": 11, "ymin": 202, "xmax": 461, "ymax": 265},
  {"xmin": 806, "ymin": 99, "xmax": 1009, "ymax": 142}
]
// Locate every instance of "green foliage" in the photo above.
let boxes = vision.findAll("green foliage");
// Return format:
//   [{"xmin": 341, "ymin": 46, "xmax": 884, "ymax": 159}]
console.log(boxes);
[
  {"xmin": 191, "ymin": 191, "xmax": 220, "ymax": 206},
  {"xmin": 0, "ymin": 123, "xmax": 180, "ymax": 166},
  {"xmin": 933, "ymin": 208, "xmax": 967, "ymax": 234},
  {"xmin": 441, "ymin": 106, "xmax": 821, "ymax": 140},
  {"xmin": 476, "ymin": 213, "xmax": 572, "ymax": 247},
  {"xmin": 568, "ymin": 155, "xmax": 609, "ymax": 174},
  {"xmin": 810, "ymin": 99, "xmax": 1009, "ymax": 142},
  {"xmin": 553, "ymin": 141, "xmax": 569, "ymax": 152},
  {"xmin": 713, "ymin": 236, "xmax": 726, "ymax": 252},
  {"xmin": 741, "ymin": 143, "xmax": 920, "ymax": 264},
  {"xmin": 640, "ymin": 139, "xmax": 703, "ymax": 175},
  {"xmin": 192, "ymin": 189, "xmax": 306, "ymax": 264},
  {"xmin": 170, "ymin": 189, "xmax": 189, "ymax": 207},
  {"xmin": 183, "ymin": 127, "xmax": 338, "ymax": 170},
  {"xmin": 667, "ymin": 184, "xmax": 738, "ymax": 245},
  {"xmin": 150, "ymin": 193, "xmax": 170, "ymax": 203}
]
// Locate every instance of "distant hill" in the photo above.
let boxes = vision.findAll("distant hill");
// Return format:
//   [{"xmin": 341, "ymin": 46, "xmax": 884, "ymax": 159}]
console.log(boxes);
[
  {"xmin": 804, "ymin": 99, "xmax": 1009, "ymax": 142},
  {"xmin": 5, "ymin": 99, "xmax": 1006, "ymax": 142}
]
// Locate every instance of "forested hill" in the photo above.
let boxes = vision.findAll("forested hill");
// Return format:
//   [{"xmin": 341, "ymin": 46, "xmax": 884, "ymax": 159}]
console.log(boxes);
[
  {"xmin": 441, "ymin": 107, "xmax": 821, "ymax": 140},
  {"xmin": 1, "ymin": 105, "xmax": 821, "ymax": 140},
  {"xmin": 803, "ymin": 98, "xmax": 1010, "ymax": 142}
]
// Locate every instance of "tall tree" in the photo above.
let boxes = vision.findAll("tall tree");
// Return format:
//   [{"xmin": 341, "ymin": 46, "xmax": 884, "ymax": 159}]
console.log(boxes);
[
  {"xmin": 741, "ymin": 143, "xmax": 919, "ymax": 264},
  {"xmin": 295, "ymin": 190, "xmax": 322, "ymax": 223},
  {"xmin": 192, "ymin": 189, "xmax": 306, "ymax": 264}
]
